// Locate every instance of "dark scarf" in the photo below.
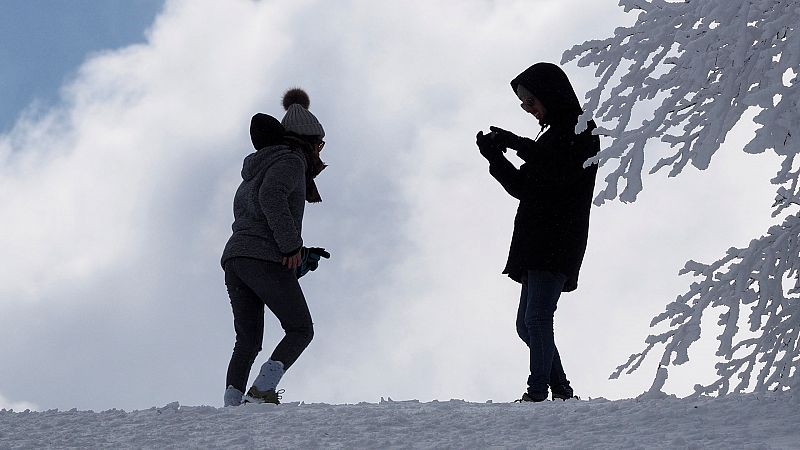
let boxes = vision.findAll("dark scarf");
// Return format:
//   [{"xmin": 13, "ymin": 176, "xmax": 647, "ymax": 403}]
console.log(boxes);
[{"xmin": 282, "ymin": 136, "xmax": 326, "ymax": 203}]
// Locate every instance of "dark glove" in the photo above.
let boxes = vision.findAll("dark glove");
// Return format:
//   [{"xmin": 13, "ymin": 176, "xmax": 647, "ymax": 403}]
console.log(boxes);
[
  {"xmin": 476, "ymin": 131, "xmax": 505, "ymax": 162},
  {"xmin": 489, "ymin": 126, "xmax": 526, "ymax": 151},
  {"xmin": 296, "ymin": 246, "xmax": 331, "ymax": 279}
]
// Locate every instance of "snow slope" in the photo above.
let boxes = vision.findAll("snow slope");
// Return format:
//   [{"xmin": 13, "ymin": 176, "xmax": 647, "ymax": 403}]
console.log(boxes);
[{"xmin": 0, "ymin": 392, "xmax": 797, "ymax": 449}]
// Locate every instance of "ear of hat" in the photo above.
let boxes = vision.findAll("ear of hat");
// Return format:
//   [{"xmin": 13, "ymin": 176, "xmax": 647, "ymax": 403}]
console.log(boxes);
[{"xmin": 281, "ymin": 88, "xmax": 325, "ymax": 138}]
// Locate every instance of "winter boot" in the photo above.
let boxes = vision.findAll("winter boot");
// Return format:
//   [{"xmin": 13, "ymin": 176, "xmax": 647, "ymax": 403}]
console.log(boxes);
[
  {"xmin": 515, "ymin": 391, "xmax": 548, "ymax": 403},
  {"xmin": 551, "ymin": 384, "xmax": 578, "ymax": 401},
  {"xmin": 252, "ymin": 359, "xmax": 285, "ymax": 392},
  {"xmin": 244, "ymin": 359, "xmax": 286, "ymax": 405},
  {"xmin": 243, "ymin": 387, "xmax": 284, "ymax": 404},
  {"xmin": 224, "ymin": 385, "xmax": 244, "ymax": 407}
]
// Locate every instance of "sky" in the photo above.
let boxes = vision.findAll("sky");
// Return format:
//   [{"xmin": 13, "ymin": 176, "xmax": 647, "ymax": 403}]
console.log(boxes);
[
  {"xmin": 0, "ymin": 0, "xmax": 784, "ymax": 411},
  {"xmin": 0, "ymin": 0, "xmax": 163, "ymax": 133}
]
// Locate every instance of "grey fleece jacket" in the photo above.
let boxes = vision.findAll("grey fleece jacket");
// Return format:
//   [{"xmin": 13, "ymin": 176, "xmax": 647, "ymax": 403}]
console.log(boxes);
[{"xmin": 221, "ymin": 145, "xmax": 307, "ymax": 267}]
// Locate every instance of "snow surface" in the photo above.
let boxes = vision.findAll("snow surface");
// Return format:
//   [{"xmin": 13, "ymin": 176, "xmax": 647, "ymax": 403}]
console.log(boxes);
[{"xmin": 1, "ymin": 392, "xmax": 797, "ymax": 449}]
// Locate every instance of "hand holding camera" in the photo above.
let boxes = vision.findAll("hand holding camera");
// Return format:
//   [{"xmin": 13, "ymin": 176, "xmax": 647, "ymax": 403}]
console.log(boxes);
[
  {"xmin": 476, "ymin": 130, "xmax": 506, "ymax": 161},
  {"xmin": 488, "ymin": 126, "xmax": 527, "ymax": 151}
]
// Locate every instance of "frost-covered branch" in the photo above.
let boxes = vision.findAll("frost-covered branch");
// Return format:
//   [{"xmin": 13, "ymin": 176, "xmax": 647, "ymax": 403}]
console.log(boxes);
[
  {"xmin": 562, "ymin": 0, "xmax": 799, "ymax": 205},
  {"xmin": 564, "ymin": 0, "xmax": 800, "ymax": 395},
  {"xmin": 611, "ymin": 214, "xmax": 800, "ymax": 395}
]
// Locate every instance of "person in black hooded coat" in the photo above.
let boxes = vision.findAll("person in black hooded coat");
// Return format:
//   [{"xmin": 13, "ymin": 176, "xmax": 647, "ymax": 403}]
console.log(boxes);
[{"xmin": 477, "ymin": 63, "xmax": 599, "ymax": 402}]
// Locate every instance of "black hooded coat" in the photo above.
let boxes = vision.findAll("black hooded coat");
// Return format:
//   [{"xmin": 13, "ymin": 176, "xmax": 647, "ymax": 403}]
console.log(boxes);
[{"xmin": 489, "ymin": 63, "xmax": 600, "ymax": 292}]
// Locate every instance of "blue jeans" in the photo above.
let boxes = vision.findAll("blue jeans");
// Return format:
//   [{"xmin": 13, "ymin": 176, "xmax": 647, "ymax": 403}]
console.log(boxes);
[{"xmin": 516, "ymin": 270, "xmax": 570, "ymax": 398}]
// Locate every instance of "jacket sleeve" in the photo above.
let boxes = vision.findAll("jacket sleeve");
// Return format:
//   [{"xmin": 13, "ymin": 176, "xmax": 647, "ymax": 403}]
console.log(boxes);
[
  {"xmin": 486, "ymin": 136, "xmax": 540, "ymax": 199},
  {"xmin": 258, "ymin": 154, "xmax": 305, "ymax": 255},
  {"xmin": 514, "ymin": 137, "xmax": 539, "ymax": 163},
  {"xmin": 488, "ymin": 154, "xmax": 525, "ymax": 200}
]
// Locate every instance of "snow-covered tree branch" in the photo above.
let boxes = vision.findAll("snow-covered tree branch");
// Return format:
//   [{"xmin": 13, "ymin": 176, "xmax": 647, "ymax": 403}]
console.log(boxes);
[
  {"xmin": 562, "ymin": 0, "xmax": 798, "ymax": 394},
  {"xmin": 563, "ymin": 0, "xmax": 797, "ymax": 205},
  {"xmin": 610, "ymin": 216, "xmax": 800, "ymax": 395}
]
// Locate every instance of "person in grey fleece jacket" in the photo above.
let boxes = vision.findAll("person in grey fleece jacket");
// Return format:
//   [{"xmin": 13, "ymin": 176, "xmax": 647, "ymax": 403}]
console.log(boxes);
[{"xmin": 221, "ymin": 89, "xmax": 327, "ymax": 406}]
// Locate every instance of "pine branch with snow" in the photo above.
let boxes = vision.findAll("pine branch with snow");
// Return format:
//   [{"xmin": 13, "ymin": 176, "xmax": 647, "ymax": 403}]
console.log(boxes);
[{"xmin": 563, "ymin": 0, "xmax": 799, "ymax": 394}]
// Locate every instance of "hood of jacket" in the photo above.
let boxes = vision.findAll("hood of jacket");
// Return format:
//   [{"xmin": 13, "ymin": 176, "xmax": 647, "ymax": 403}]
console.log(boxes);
[
  {"xmin": 240, "ymin": 145, "xmax": 298, "ymax": 181},
  {"xmin": 250, "ymin": 113, "xmax": 285, "ymax": 150},
  {"xmin": 510, "ymin": 63, "xmax": 583, "ymax": 128}
]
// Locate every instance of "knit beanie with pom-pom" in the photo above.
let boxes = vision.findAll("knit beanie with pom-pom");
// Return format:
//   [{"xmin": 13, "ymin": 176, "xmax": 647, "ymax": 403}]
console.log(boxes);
[{"xmin": 280, "ymin": 88, "xmax": 325, "ymax": 138}]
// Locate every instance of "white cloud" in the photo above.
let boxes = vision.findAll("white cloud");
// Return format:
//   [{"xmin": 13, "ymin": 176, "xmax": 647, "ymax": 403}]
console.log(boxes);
[
  {"xmin": 0, "ymin": 392, "xmax": 37, "ymax": 411},
  {"xmin": 0, "ymin": 0, "xmax": 782, "ymax": 410}
]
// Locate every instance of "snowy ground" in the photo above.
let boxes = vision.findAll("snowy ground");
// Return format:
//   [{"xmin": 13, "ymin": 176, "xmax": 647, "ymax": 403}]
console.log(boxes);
[{"xmin": 0, "ymin": 392, "xmax": 797, "ymax": 449}]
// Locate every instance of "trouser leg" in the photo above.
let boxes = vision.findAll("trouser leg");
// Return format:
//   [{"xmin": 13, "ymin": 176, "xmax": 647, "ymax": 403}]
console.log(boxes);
[
  {"xmin": 523, "ymin": 270, "xmax": 567, "ymax": 397},
  {"xmin": 265, "ymin": 272, "xmax": 314, "ymax": 369},
  {"xmin": 232, "ymin": 258, "xmax": 314, "ymax": 371},
  {"xmin": 549, "ymin": 347, "xmax": 570, "ymax": 389},
  {"xmin": 516, "ymin": 286, "xmax": 530, "ymax": 346},
  {"xmin": 224, "ymin": 263, "xmax": 265, "ymax": 393}
]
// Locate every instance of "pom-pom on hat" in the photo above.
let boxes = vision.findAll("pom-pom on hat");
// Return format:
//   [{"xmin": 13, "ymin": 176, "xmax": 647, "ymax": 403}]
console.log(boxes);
[
  {"xmin": 282, "ymin": 88, "xmax": 310, "ymax": 110},
  {"xmin": 281, "ymin": 88, "xmax": 325, "ymax": 138}
]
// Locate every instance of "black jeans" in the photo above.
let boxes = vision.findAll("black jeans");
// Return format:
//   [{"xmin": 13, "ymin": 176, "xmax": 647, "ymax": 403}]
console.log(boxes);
[
  {"xmin": 224, "ymin": 257, "xmax": 314, "ymax": 393},
  {"xmin": 516, "ymin": 270, "xmax": 570, "ymax": 398}
]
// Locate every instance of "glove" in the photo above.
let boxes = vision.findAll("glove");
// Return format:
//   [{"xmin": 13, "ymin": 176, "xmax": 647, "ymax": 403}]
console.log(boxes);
[
  {"xmin": 476, "ymin": 130, "xmax": 505, "ymax": 161},
  {"xmin": 488, "ymin": 126, "xmax": 526, "ymax": 151},
  {"xmin": 296, "ymin": 246, "xmax": 331, "ymax": 279}
]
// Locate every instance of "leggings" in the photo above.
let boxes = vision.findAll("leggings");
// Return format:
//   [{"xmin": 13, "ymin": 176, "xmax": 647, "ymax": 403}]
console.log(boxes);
[{"xmin": 224, "ymin": 257, "xmax": 314, "ymax": 392}]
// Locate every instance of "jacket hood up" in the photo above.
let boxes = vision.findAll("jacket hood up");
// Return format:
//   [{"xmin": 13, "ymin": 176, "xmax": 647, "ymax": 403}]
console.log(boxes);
[
  {"xmin": 250, "ymin": 113, "xmax": 285, "ymax": 150},
  {"xmin": 510, "ymin": 63, "xmax": 583, "ymax": 128},
  {"xmin": 240, "ymin": 145, "xmax": 298, "ymax": 181}
]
